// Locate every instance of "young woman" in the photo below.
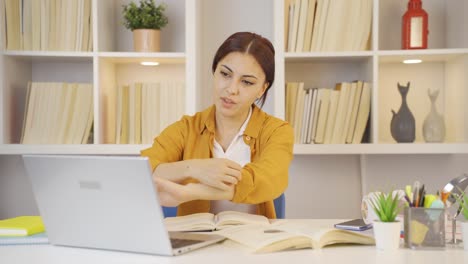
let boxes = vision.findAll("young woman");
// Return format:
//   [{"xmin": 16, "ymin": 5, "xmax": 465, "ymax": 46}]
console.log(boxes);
[{"xmin": 141, "ymin": 32, "xmax": 294, "ymax": 218}]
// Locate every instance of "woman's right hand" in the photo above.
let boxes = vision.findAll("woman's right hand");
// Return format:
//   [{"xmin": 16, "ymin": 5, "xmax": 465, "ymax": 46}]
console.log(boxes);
[
  {"xmin": 187, "ymin": 158, "xmax": 242, "ymax": 191},
  {"xmin": 154, "ymin": 177, "xmax": 235, "ymax": 206}
]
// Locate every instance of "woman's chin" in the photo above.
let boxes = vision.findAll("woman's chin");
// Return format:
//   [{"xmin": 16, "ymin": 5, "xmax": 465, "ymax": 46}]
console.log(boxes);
[{"xmin": 217, "ymin": 104, "xmax": 238, "ymax": 117}]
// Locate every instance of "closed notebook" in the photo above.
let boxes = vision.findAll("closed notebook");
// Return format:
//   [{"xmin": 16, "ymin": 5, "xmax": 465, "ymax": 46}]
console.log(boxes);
[
  {"xmin": 0, "ymin": 216, "xmax": 45, "ymax": 236},
  {"xmin": 0, "ymin": 232, "xmax": 49, "ymax": 246}
]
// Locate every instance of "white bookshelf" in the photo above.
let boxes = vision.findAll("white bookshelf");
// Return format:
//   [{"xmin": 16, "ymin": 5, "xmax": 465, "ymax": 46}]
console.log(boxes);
[
  {"xmin": 1, "ymin": 0, "xmax": 468, "ymax": 220},
  {"xmin": 0, "ymin": 0, "xmax": 466, "ymax": 151},
  {"xmin": 0, "ymin": 0, "xmax": 194, "ymax": 146},
  {"xmin": 275, "ymin": 0, "xmax": 468, "ymax": 151}
]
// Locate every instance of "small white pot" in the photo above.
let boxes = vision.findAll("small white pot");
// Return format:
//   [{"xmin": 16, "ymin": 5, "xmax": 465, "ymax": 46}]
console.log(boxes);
[
  {"xmin": 461, "ymin": 221, "xmax": 468, "ymax": 251},
  {"xmin": 373, "ymin": 221, "xmax": 401, "ymax": 250}
]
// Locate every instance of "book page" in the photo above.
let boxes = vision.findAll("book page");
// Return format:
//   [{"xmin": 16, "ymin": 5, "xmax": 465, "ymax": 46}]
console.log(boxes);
[
  {"xmin": 317, "ymin": 228, "xmax": 374, "ymax": 248},
  {"xmin": 273, "ymin": 221, "xmax": 374, "ymax": 248},
  {"xmin": 164, "ymin": 213, "xmax": 216, "ymax": 232},
  {"xmin": 217, "ymin": 224, "xmax": 311, "ymax": 253},
  {"xmin": 215, "ymin": 211, "xmax": 271, "ymax": 230}
]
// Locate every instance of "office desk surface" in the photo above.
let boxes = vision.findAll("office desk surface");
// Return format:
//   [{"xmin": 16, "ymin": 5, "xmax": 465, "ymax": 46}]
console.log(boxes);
[{"xmin": 1, "ymin": 220, "xmax": 467, "ymax": 264}]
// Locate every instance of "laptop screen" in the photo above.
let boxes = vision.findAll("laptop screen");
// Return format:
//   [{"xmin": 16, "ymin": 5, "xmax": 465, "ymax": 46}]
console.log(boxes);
[{"xmin": 23, "ymin": 155, "xmax": 174, "ymax": 255}]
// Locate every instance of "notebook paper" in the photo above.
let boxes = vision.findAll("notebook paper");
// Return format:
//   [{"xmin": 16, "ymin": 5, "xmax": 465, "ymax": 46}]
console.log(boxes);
[{"xmin": 0, "ymin": 232, "xmax": 49, "ymax": 246}]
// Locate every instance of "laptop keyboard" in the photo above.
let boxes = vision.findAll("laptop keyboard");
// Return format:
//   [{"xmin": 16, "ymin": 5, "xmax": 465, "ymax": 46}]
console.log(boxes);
[{"xmin": 170, "ymin": 238, "xmax": 203, "ymax": 249}]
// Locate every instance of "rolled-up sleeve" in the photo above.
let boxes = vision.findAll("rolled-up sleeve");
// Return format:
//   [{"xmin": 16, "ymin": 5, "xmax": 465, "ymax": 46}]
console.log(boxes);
[
  {"xmin": 232, "ymin": 123, "xmax": 294, "ymax": 204},
  {"xmin": 140, "ymin": 118, "xmax": 188, "ymax": 171}
]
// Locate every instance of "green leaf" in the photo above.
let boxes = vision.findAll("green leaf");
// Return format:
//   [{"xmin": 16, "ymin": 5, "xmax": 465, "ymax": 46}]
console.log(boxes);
[
  {"xmin": 122, "ymin": 0, "xmax": 169, "ymax": 30},
  {"xmin": 369, "ymin": 190, "xmax": 401, "ymax": 222},
  {"xmin": 453, "ymin": 187, "xmax": 468, "ymax": 220}
]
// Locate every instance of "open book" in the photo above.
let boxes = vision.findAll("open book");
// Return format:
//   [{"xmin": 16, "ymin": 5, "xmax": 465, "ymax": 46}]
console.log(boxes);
[
  {"xmin": 217, "ymin": 221, "xmax": 375, "ymax": 253},
  {"xmin": 164, "ymin": 211, "xmax": 271, "ymax": 232}
]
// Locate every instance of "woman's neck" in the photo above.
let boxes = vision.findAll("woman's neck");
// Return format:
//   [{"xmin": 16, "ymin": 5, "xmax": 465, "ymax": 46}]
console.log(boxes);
[{"xmin": 215, "ymin": 107, "xmax": 250, "ymax": 148}]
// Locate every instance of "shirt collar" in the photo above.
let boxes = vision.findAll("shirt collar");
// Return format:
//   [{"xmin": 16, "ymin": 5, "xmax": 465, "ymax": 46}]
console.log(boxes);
[{"xmin": 238, "ymin": 106, "xmax": 252, "ymax": 135}]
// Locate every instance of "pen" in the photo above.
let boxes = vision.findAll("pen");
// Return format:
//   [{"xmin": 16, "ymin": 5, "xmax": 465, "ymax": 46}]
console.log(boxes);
[
  {"xmin": 403, "ymin": 194, "xmax": 412, "ymax": 207},
  {"xmin": 441, "ymin": 191, "xmax": 449, "ymax": 206},
  {"xmin": 417, "ymin": 184, "xmax": 425, "ymax": 208},
  {"xmin": 412, "ymin": 181, "xmax": 420, "ymax": 207},
  {"xmin": 420, "ymin": 191, "xmax": 425, "ymax": 208},
  {"xmin": 405, "ymin": 185, "xmax": 413, "ymax": 202}
]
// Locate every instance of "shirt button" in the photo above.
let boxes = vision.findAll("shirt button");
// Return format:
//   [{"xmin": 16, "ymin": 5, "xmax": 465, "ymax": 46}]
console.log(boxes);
[{"xmin": 245, "ymin": 136, "xmax": 251, "ymax": 141}]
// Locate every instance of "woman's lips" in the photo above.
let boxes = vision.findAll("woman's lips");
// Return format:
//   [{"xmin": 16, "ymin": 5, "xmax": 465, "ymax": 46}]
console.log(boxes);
[{"xmin": 221, "ymin": 97, "xmax": 236, "ymax": 107}]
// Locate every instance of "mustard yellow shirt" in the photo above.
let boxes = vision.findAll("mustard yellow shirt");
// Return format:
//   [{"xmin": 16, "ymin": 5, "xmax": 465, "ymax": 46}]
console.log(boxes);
[{"xmin": 140, "ymin": 105, "xmax": 294, "ymax": 219}]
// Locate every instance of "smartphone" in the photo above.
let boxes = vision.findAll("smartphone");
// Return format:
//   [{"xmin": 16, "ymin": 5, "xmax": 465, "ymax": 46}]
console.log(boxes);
[{"xmin": 334, "ymin": 219, "xmax": 372, "ymax": 231}]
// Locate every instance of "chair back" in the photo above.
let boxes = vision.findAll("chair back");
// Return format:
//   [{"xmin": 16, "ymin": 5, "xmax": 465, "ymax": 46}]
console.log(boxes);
[{"xmin": 162, "ymin": 193, "xmax": 286, "ymax": 218}]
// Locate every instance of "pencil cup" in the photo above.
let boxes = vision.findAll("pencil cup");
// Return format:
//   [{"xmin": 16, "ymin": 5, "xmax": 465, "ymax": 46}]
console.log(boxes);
[
  {"xmin": 462, "ymin": 221, "xmax": 468, "ymax": 251},
  {"xmin": 404, "ymin": 207, "xmax": 445, "ymax": 249}
]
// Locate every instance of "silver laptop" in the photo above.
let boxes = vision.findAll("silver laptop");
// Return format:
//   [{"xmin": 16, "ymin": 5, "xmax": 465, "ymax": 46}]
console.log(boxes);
[{"xmin": 22, "ymin": 154, "xmax": 225, "ymax": 256}]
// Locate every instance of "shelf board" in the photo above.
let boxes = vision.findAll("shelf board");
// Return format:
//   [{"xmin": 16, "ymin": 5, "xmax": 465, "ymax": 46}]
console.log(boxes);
[
  {"xmin": 98, "ymin": 52, "xmax": 185, "ymax": 64},
  {"xmin": 2, "ymin": 51, "xmax": 93, "ymax": 62},
  {"xmin": 0, "ymin": 144, "xmax": 150, "ymax": 155},
  {"xmin": 378, "ymin": 48, "xmax": 468, "ymax": 63},
  {"xmin": 1, "ymin": 144, "xmax": 468, "ymax": 155},
  {"xmin": 285, "ymin": 51, "xmax": 373, "ymax": 63},
  {"xmin": 293, "ymin": 143, "xmax": 468, "ymax": 155}
]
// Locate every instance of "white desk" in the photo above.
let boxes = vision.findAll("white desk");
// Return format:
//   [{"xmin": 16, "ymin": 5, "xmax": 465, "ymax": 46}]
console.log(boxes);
[{"xmin": 1, "ymin": 220, "xmax": 467, "ymax": 264}]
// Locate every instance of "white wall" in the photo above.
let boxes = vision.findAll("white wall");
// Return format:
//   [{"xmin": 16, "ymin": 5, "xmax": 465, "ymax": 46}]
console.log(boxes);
[
  {"xmin": 285, "ymin": 154, "xmax": 468, "ymax": 219},
  {"xmin": 286, "ymin": 155, "xmax": 362, "ymax": 219},
  {"xmin": 2, "ymin": 154, "xmax": 468, "ymax": 219},
  {"xmin": 0, "ymin": 156, "xmax": 39, "ymax": 218}
]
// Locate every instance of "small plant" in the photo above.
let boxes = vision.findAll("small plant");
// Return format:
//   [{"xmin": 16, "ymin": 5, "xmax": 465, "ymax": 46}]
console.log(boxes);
[
  {"xmin": 369, "ymin": 191, "xmax": 401, "ymax": 222},
  {"xmin": 452, "ymin": 188, "xmax": 468, "ymax": 220},
  {"xmin": 122, "ymin": 0, "xmax": 169, "ymax": 31}
]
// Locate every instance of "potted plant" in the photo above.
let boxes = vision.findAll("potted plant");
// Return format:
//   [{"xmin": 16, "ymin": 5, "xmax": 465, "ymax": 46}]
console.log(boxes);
[
  {"xmin": 122, "ymin": 0, "xmax": 169, "ymax": 52},
  {"xmin": 453, "ymin": 189, "xmax": 468, "ymax": 250},
  {"xmin": 369, "ymin": 190, "xmax": 402, "ymax": 250}
]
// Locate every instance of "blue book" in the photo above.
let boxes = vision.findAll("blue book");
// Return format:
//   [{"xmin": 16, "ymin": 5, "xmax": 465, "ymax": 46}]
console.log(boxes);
[{"xmin": 0, "ymin": 232, "xmax": 49, "ymax": 246}]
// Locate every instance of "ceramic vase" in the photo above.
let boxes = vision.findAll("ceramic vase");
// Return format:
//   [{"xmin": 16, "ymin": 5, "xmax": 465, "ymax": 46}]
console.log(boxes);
[
  {"xmin": 390, "ymin": 82, "xmax": 415, "ymax": 143},
  {"xmin": 133, "ymin": 29, "xmax": 161, "ymax": 52},
  {"xmin": 462, "ymin": 221, "xmax": 468, "ymax": 251},
  {"xmin": 423, "ymin": 89, "xmax": 445, "ymax": 142},
  {"xmin": 373, "ymin": 221, "xmax": 401, "ymax": 250}
]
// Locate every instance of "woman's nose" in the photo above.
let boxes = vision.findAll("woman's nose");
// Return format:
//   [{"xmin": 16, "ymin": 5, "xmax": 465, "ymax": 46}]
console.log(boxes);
[{"xmin": 226, "ymin": 81, "xmax": 239, "ymax": 95}]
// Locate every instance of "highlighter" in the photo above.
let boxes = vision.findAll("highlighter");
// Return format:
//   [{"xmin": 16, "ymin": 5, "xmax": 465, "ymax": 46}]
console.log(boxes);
[{"xmin": 423, "ymin": 194, "xmax": 437, "ymax": 208}]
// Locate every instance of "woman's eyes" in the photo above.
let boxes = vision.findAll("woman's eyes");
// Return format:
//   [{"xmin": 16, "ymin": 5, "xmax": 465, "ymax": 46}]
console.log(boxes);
[
  {"xmin": 219, "ymin": 70, "xmax": 255, "ymax": 86},
  {"xmin": 220, "ymin": 71, "xmax": 230, "ymax": 77},
  {"xmin": 242, "ymin": 80, "xmax": 254, "ymax": 86}
]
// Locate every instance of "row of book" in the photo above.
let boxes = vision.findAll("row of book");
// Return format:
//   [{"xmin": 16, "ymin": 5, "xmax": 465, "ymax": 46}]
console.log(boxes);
[
  {"xmin": 285, "ymin": 0, "xmax": 373, "ymax": 52},
  {"xmin": 3, "ymin": 0, "xmax": 93, "ymax": 51},
  {"xmin": 286, "ymin": 81, "xmax": 371, "ymax": 144},
  {"xmin": 115, "ymin": 82, "xmax": 185, "ymax": 145},
  {"xmin": 21, "ymin": 82, "xmax": 94, "ymax": 144}
]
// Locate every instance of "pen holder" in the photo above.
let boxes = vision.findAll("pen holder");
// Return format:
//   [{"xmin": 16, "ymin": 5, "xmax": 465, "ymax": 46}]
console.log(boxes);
[{"xmin": 404, "ymin": 207, "xmax": 445, "ymax": 249}]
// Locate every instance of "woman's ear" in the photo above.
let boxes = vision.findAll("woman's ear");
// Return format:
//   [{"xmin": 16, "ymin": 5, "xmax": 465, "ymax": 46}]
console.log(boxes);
[{"xmin": 258, "ymin": 82, "xmax": 268, "ymax": 98}]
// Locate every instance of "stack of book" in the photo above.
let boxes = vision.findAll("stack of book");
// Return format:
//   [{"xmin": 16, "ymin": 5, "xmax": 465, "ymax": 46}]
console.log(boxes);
[
  {"xmin": 3, "ymin": 0, "xmax": 93, "ymax": 51},
  {"xmin": 286, "ymin": 81, "xmax": 371, "ymax": 144},
  {"xmin": 285, "ymin": 0, "xmax": 373, "ymax": 52},
  {"xmin": 21, "ymin": 82, "xmax": 94, "ymax": 144},
  {"xmin": 0, "ymin": 216, "xmax": 48, "ymax": 246},
  {"xmin": 115, "ymin": 82, "xmax": 186, "ymax": 144}
]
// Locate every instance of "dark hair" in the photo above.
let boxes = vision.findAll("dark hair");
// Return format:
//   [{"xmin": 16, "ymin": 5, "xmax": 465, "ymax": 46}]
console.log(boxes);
[{"xmin": 212, "ymin": 32, "xmax": 275, "ymax": 107}]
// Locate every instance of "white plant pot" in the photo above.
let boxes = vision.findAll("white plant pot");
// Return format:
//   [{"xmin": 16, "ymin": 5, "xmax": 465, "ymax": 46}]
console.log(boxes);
[
  {"xmin": 461, "ymin": 221, "xmax": 468, "ymax": 251},
  {"xmin": 373, "ymin": 221, "xmax": 401, "ymax": 250}
]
